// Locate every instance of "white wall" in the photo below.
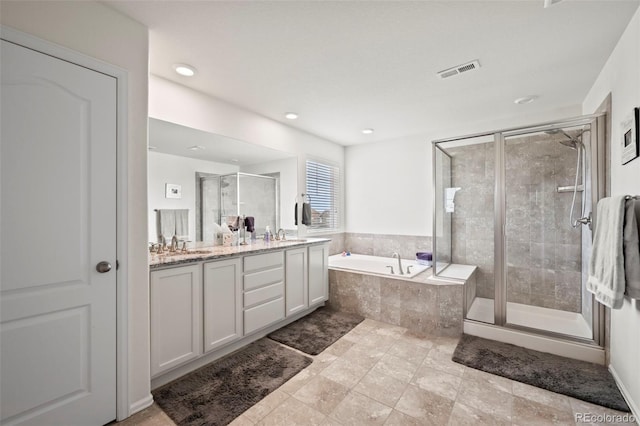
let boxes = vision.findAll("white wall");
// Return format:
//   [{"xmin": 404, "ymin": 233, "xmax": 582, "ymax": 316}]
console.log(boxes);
[
  {"xmin": 148, "ymin": 152, "xmax": 239, "ymax": 242},
  {"xmin": 344, "ymin": 105, "xmax": 580, "ymax": 236},
  {"xmin": 583, "ymin": 8, "xmax": 640, "ymax": 416},
  {"xmin": 346, "ymin": 135, "xmax": 432, "ymax": 235},
  {"xmin": 149, "ymin": 75, "xmax": 345, "ymax": 235},
  {"xmin": 241, "ymin": 158, "xmax": 298, "ymax": 231},
  {"xmin": 0, "ymin": 0, "xmax": 151, "ymax": 417}
]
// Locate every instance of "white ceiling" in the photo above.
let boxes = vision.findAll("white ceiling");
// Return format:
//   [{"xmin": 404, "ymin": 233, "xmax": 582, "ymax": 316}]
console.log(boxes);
[
  {"xmin": 149, "ymin": 118, "xmax": 294, "ymax": 166},
  {"xmin": 108, "ymin": 0, "xmax": 639, "ymax": 146}
]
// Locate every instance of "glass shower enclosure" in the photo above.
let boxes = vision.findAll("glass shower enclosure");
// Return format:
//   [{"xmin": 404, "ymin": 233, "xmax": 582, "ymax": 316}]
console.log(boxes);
[
  {"xmin": 432, "ymin": 114, "xmax": 605, "ymax": 345},
  {"xmin": 200, "ymin": 172, "xmax": 279, "ymax": 242}
]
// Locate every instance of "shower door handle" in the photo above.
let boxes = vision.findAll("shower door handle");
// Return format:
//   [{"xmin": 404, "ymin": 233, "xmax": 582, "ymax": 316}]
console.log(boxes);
[{"xmin": 574, "ymin": 212, "xmax": 592, "ymax": 230}]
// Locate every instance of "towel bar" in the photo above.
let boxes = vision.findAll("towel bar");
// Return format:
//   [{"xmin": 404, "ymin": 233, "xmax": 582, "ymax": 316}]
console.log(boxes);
[{"xmin": 625, "ymin": 195, "xmax": 639, "ymax": 200}]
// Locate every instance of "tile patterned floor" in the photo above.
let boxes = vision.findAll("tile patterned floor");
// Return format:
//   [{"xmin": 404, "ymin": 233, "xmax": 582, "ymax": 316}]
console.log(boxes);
[{"xmin": 118, "ymin": 319, "xmax": 633, "ymax": 426}]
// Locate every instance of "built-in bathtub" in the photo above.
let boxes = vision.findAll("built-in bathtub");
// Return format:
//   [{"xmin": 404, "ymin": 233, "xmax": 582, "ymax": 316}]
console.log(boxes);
[
  {"xmin": 328, "ymin": 253, "xmax": 469, "ymax": 337},
  {"xmin": 328, "ymin": 253, "xmax": 430, "ymax": 278}
]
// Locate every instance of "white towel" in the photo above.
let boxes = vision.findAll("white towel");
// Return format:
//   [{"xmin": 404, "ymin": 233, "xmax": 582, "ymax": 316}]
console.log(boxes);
[
  {"xmin": 175, "ymin": 209, "xmax": 189, "ymax": 240},
  {"xmin": 623, "ymin": 199, "xmax": 640, "ymax": 299},
  {"xmin": 587, "ymin": 196, "xmax": 627, "ymax": 309},
  {"xmin": 157, "ymin": 209, "xmax": 176, "ymax": 243}
]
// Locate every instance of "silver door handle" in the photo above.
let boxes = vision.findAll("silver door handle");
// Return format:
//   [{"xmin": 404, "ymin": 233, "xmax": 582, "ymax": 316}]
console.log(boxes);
[{"xmin": 96, "ymin": 261, "xmax": 112, "ymax": 273}]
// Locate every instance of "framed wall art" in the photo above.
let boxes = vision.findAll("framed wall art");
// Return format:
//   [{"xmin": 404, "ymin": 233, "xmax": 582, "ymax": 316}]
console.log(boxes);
[
  {"xmin": 165, "ymin": 183, "xmax": 182, "ymax": 199},
  {"xmin": 621, "ymin": 107, "xmax": 639, "ymax": 165}
]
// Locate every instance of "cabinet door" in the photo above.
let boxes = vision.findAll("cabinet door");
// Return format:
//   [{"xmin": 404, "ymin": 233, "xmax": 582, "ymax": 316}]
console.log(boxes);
[
  {"xmin": 150, "ymin": 265, "xmax": 202, "ymax": 377},
  {"xmin": 285, "ymin": 248, "xmax": 308, "ymax": 316},
  {"xmin": 309, "ymin": 244, "xmax": 329, "ymax": 306},
  {"xmin": 203, "ymin": 258, "xmax": 242, "ymax": 353}
]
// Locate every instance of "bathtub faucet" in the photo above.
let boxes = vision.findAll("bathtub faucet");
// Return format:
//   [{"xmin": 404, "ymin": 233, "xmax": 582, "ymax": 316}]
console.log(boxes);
[{"xmin": 392, "ymin": 252, "xmax": 404, "ymax": 275}]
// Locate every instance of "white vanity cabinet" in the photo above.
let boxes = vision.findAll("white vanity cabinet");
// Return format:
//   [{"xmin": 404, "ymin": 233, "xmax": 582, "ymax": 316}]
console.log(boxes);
[
  {"xmin": 308, "ymin": 243, "xmax": 329, "ymax": 306},
  {"xmin": 203, "ymin": 258, "xmax": 242, "ymax": 353},
  {"xmin": 150, "ymin": 265, "xmax": 202, "ymax": 377},
  {"xmin": 285, "ymin": 247, "xmax": 309, "ymax": 317},
  {"xmin": 149, "ymin": 241, "xmax": 330, "ymax": 384},
  {"xmin": 243, "ymin": 251, "xmax": 285, "ymax": 334}
]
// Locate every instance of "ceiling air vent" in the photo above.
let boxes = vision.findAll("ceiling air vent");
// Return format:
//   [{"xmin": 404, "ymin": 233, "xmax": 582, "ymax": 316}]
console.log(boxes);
[{"xmin": 437, "ymin": 60, "xmax": 481, "ymax": 79}]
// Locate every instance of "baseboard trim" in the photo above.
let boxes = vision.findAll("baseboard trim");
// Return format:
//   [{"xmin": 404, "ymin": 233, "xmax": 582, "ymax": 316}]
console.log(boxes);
[
  {"xmin": 609, "ymin": 365, "xmax": 639, "ymax": 424},
  {"xmin": 129, "ymin": 394, "xmax": 154, "ymax": 416}
]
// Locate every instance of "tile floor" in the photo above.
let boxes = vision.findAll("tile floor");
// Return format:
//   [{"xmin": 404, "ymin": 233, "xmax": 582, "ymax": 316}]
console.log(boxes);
[{"xmin": 119, "ymin": 319, "xmax": 633, "ymax": 426}]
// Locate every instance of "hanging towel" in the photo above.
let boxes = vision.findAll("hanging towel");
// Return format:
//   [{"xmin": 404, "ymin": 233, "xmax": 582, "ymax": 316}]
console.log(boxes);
[
  {"xmin": 587, "ymin": 196, "xmax": 627, "ymax": 309},
  {"xmin": 157, "ymin": 209, "xmax": 176, "ymax": 243},
  {"xmin": 302, "ymin": 202, "xmax": 312, "ymax": 226},
  {"xmin": 294, "ymin": 202, "xmax": 298, "ymax": 226},
  {"xmin": 244, "ymin": 216, "xmax": 255, "ymax": 233},
  {"xmin": 175, "ymin": 209, "xmax": 189, "ymax": 240},
  {"xmin": 623, "ymin": 198, "xmax": 640, "ymax": 299},
  {"xmin": 226, "ymin": 215, "xmax": 241, "ymax": 231}
]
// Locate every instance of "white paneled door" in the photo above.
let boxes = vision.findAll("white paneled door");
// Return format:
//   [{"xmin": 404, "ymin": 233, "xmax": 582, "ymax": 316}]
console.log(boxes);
[{"xmin": 0, "ymin": 40, "xmax": 117, "ymax": 425}]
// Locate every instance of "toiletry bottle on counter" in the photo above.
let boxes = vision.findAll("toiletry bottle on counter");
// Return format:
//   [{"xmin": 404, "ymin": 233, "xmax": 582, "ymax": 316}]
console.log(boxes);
[{"xmin": 264, "ymin": 226, "xmax": 271, "ymax": 243}]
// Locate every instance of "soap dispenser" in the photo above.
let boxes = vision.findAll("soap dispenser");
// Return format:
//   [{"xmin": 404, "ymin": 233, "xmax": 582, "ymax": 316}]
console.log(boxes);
[{"xmin": 264, "ymin": 226, "xmax": 271, "ymax": 243}]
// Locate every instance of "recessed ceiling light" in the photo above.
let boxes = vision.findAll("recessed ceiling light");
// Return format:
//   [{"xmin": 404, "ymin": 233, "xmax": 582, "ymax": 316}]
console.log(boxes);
[
  {"xmin": 173, "ymin": 63, "xmax": 196, "ymax": 77},
  {"xmin": 187, "ymin": 145, "xmax": 205, "ymax": 151},
  {"xmin": 285, "ymin": 112, "xmax": 298, "ymax": 120},
  {"xmin": 148, "ymin": 145, "xmax": 157, "ymax": 150},
  {"xmin": 362, "ymin": 128, "xmax": 374, "ymax": 135},
  {"xmin": 514, "ymin": 95, "xmax": 538, "ymax": 105}
]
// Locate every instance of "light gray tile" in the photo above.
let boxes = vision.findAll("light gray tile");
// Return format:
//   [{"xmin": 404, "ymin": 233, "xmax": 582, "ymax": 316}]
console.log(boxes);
[
  {"xmin": 353, "ymin": 370, "xmax": 408, "ymax": 407},
  {"xmin": 293, "ymin": 375, "xmax": 350, "ymax": 415},
  {"xmin": 330, "ymin": 392, "xmax": 392, "ymax": 426},
  {"xmin": 411, "ymin": 365, "xmax": 462, "ymax": 401},
  {"xmin": 395, "ymin": 385, "xmax": 455, "ymax": 425}
]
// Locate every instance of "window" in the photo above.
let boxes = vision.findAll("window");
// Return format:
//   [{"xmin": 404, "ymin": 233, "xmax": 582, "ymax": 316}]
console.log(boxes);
[{"xmin": 305, "ymin": 159, "xmax": 340, "ymax": 232}]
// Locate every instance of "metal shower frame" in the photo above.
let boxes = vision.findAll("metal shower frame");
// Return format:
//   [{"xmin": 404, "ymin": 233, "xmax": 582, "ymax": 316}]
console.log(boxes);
[{"xmin": 431, "ymin": 112, "xmax": 607, "ymax": 347}]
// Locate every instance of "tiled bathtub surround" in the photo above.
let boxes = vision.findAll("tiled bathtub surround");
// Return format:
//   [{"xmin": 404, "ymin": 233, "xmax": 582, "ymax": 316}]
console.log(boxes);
[
  {"xmin": 319, "ymin": 232, "xmax": 346, "ymax": 256},
  {"xmin": 328, "ymin": 269, "xmax": 463, "ymax": 337},
  {"xmin": 343, "ymin": 233, "xmax": 433, "ymax": 261},
  {"xmin": 448, "ymin": 134, "xmax": 583, "ymax": 313}
]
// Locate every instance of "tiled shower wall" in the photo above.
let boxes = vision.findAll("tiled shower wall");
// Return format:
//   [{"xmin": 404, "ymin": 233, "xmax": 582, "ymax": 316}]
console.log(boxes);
[
  {"xmin": 504, "ymin": 134, "xmax": 582, "ymax": 312},
  {"xmin": 448, "ymin": 143, "xmax": 495, "ymax": 300},
  {"xmin": 449, "ymin": 135, "xmax": 583, "ymax": 313}
]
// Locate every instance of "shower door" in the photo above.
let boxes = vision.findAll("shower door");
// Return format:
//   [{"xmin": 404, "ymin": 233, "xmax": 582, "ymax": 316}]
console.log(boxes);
[{"xmin": 501, "ymin": 118, "xmax": 603, "ymax": 342}]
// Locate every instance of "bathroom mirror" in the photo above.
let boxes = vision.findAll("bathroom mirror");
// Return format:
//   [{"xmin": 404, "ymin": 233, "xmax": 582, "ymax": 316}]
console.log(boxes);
[{"xmin": 148, "ymin": 118, "xmax": 298, "ymax": 243}]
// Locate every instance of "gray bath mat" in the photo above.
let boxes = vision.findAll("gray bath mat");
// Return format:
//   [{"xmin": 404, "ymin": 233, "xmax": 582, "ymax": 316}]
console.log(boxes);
[
  {"xmin": 452, "ymin": 334, "xmax": 630, "ymax": 412},
  {"xmin": 153, "ymin": 338, "xmax": 312, "ymax": 426},
  {"xmin": 268, "ymin": 307, "xmax": 364, "ymax": 355}
]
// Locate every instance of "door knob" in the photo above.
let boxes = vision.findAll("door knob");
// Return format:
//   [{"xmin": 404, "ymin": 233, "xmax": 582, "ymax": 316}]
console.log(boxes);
[{"xmin": 96, "ymin": 261, "xmax": 112, "ymax": 273}]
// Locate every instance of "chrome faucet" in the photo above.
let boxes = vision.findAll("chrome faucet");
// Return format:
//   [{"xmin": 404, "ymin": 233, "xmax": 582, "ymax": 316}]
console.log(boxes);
[
  {"xmin": 170, "ymin": 235, "xmax": 179, "ymax": 252},
  {"xmin": 276, "ymin": 228, "xmax": 286, "ymax": 241},
  {"xmin": 392, "ymin": 252, "xmax": 404, "ymax": 275}
]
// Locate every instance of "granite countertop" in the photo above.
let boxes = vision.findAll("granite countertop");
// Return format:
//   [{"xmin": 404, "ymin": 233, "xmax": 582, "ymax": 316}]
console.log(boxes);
[{"xmin": 149, "ymin": 238, "xmax": 331, "ymax": 269}]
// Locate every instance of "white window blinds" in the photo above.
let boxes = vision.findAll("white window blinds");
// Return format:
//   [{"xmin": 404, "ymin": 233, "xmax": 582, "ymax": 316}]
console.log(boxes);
[{"xmin": 305, "ymin": 159, "xmax": 340, "ymax": 232}]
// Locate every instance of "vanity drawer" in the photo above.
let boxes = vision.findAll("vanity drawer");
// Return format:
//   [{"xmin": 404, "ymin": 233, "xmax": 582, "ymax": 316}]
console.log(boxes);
[
  {"xmin": 244, "ymin": 267, "xmax": 284, "ymax": 291},
  {"xmin": 244, "ymin": 251, "xmax": 284, "ymax": 273},
  {"xmin": 244, "ymin": 297, "xmax": 285, "ymax": 335},
  {"xmin": 244, "ymin": 282, "xmax": 284, "ymax": 308}
]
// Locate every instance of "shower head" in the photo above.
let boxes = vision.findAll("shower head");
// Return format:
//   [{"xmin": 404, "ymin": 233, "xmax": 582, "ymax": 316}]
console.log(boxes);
[{"xmin": 544, "ymin": 128, "xmax": 583, "ymax": 149}]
